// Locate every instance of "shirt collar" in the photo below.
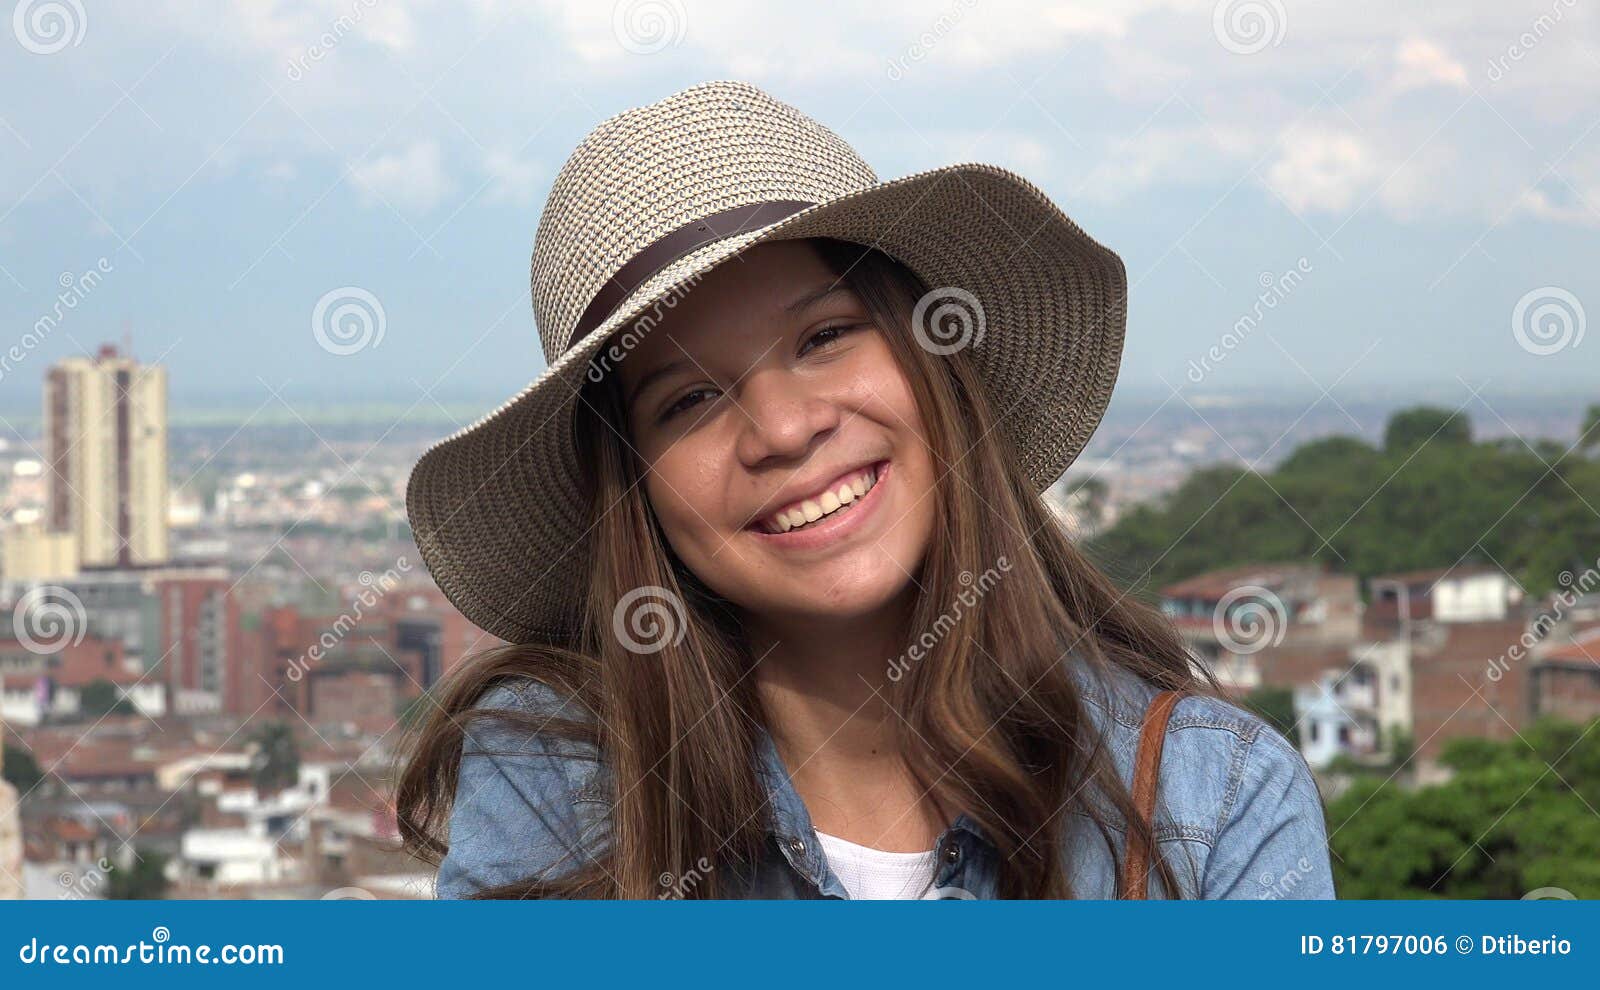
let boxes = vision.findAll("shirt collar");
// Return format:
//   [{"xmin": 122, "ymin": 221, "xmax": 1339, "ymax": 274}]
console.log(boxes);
[{"xmin": 751, "ymin": 721, "xmax": 993, "ymax": 849}]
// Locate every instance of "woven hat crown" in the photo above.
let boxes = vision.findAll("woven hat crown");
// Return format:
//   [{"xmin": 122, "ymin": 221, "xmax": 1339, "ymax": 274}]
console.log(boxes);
[{"xmin": 529, "ymin": 80, "xmax": 879, "ymax": 366}]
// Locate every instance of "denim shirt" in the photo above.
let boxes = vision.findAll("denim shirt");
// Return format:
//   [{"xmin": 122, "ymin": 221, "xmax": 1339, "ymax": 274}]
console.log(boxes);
[{"xmin": 434, "ymin": 659, "xmax": 1335, "ymax": 900}]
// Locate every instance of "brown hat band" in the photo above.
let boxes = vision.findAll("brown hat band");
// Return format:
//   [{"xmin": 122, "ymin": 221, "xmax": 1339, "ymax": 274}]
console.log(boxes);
[{"xmin": 571, "ymin": 199, "xmax": 817, "ymax": 344}]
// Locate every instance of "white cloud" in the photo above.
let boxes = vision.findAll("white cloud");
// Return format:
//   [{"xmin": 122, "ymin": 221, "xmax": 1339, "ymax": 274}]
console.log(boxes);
[
  {"xmin": 481, "ymin": 152, "xmax": 542, "ymax": 207},
  {"xmin": 1391, "ymin": 38, "xmax": 1469, "ymax": 91},
  {"xmin": 1262, "ymin": 127, "xmax": 1378, "ymax": 214},
  {"xmin": 349, "ymin": 142, "xmax": 456, "ymax": 213}
]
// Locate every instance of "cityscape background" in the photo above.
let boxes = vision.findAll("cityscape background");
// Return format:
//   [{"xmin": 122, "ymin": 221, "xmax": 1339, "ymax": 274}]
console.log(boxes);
[{"xmin": 2, "ymin": 0, "xmax": 1598, "ymax": 899}]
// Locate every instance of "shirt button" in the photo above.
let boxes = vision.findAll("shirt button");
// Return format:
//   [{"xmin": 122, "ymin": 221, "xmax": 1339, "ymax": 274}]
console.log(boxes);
[
  {"xmin": 942, "ymin": 842, "xmax": 961, "ymax": 864},
  {"xmin": 788, "ymin": 837, "xmax": 805, "ymax": 856}
]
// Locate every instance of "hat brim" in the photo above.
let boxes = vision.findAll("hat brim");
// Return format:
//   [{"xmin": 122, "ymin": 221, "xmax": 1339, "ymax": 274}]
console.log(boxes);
[{"xmin": 405, "ymin": 162, "xmax": 1126, "ymax": 645}]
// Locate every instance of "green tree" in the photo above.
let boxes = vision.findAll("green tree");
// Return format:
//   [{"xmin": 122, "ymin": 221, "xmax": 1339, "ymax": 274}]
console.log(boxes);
[
  {"xmin": 1243, "ymin": 686, "xmax": 1299, "ymax": 746},
  {"xmin": 1087, "ymin": 404, "xmax": 1600, "ymax": 602},
  {"xmin": 248, "ymin": 722, "xmax": 300, "ymax": 793},
  {"xmin": 2, "ymin": 744, "xmax": 45, "ymax": 793},
  {"xmin": 1383, "ymin": 405, "xmax": 1471, "ymax": 455},
  {"xmin": 106, "ymin": 849, "xmax": 171, "ymax": 900},
  {"xmin": 1327, "ymin": 718, "xmax": 1600, "ymax": 898},
  {"xmin": 1579, "ymin": 403, "xmax": 1600, "ymax": 456},
  {"xmin": 79, "ymin": 679, "xmax": 134, "ymax": 717}
]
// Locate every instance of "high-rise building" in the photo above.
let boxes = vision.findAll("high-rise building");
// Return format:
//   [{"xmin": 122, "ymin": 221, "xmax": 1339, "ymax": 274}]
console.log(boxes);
[{"xmin": 43, "ymin": 344, "xmax": 169, "ymax": 569}]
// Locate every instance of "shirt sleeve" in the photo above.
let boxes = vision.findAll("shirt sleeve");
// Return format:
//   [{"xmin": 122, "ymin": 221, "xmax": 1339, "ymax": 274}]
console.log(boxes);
[
  {"xmin": 434, "ymin": 680, "xmax": 607, "ymax": 899},
  {"xmin": 1202, "ymin": 724, "xmax": 1336, "ymax": 899}
]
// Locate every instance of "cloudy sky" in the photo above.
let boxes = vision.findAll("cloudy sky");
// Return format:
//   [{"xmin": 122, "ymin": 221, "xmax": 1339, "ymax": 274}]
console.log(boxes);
[{"xmin": 0, "ymin": 0, "xmax": 1596, "ymax": 416}]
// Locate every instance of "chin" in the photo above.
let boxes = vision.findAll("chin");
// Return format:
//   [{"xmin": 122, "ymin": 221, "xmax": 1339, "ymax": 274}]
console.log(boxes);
[{"xmin": 752, "ymin": 552, "xmax": 923, "ymax": 624}]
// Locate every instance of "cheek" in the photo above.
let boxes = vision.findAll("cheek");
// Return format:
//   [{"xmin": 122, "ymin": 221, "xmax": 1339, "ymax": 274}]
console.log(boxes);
[{"xmin": 642, "ymin": 442, "xmax": 727, "ymax": 555}]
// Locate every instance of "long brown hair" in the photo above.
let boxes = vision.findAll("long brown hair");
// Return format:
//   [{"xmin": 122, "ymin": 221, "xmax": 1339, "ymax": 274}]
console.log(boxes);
[{"xmin": 396, "ymin": 237, "xmax": 1211, "ymax": 898}]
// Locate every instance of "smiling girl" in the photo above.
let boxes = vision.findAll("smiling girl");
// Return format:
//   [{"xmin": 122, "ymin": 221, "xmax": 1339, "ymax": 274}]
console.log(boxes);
[{"xmin": 398, "ymin": 80, "xmax": 1334, "ymax": 900}]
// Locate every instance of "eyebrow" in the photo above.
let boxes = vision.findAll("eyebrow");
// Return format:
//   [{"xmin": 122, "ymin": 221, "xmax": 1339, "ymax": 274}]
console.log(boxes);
[
  {"xmin": 626, "ymin": 282, "xmax": 857, "ymax": 410},
  {"xmin": 626, "ymin": 357, "xmax": 694, "ymax": 409},
  {"xmin": 783, "ymin": 281, "xmax": 853, "ymax": 315}
]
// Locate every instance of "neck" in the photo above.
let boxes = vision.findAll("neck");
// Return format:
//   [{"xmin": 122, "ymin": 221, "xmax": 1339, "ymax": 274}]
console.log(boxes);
[
  {"xmin": 744, "ymin": 592, "xmax": 948, "ymax": 851},
  {"xmin": 745, "ymin": 597, "xmax": 911, "ymax": 766}
]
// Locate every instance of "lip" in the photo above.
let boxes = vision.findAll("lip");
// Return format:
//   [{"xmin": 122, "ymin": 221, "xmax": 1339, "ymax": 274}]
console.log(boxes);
[{"xmin": 747, "ymin": 459, "xmax": 891, "ymax": 552}]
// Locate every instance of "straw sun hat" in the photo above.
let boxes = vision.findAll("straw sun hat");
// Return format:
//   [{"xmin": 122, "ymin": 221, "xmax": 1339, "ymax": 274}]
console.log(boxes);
[{"xmin": 404, "ymin": 79, "xmax": 1128, "ymax": 645}]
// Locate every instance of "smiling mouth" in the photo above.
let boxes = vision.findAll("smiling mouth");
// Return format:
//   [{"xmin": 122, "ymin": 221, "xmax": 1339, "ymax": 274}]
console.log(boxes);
[{"xmin": 754, "ymin": 461, "xmax": 886, "ymax": 535}]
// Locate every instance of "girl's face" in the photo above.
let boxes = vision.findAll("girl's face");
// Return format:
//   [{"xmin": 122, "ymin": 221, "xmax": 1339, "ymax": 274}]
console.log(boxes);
[{"xmin": 614, "ymin": 240, "xmax": 937, "ymax": 629}]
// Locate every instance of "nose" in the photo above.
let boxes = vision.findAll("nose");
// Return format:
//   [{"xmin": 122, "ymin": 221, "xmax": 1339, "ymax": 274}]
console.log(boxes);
[{"xmin": 734, "ymin": 365, "xmax": 840, "ymax": 468}]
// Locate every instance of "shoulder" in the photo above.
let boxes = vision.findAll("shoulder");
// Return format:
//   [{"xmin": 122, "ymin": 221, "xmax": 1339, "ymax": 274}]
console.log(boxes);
[
  {"xmin": 1068, "ymin": 658, "xmax": 1320, "ymax": 841},
  {"xmin": 435, "ymin": 676, "xmax": 611, "ymax": 898},
  {"xmin": 1067, "ymin": 657, "xmax": 1333, "ymax": 898}
]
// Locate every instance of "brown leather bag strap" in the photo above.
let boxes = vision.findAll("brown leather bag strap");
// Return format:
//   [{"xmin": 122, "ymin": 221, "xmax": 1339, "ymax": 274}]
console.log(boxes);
[{"xmin": 1122, "ymin": 689, "xmax": 1183, "ymax": 899}]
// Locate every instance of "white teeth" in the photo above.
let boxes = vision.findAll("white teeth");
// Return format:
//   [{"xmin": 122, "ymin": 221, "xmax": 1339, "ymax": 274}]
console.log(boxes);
[{"xmin": 761, "ymin": 466, "xmax": 881, "ymax": 534}]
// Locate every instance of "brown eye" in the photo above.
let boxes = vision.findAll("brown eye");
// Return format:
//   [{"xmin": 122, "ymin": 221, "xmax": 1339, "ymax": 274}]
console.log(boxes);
[
  {"xmin": 800, "ymin": 322, "xmax": 865, "ymax": 355},
  {"xmin": 661, "ymin": 387, "xmax": 718, "ymax": 422}
]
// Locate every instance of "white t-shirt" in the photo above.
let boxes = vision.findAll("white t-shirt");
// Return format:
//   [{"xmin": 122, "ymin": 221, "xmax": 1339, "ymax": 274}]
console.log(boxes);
[{"xmin": 813, "ymin": 829, "xmax": 942, "ymax": 899}]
